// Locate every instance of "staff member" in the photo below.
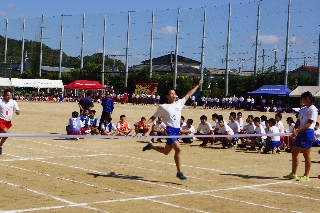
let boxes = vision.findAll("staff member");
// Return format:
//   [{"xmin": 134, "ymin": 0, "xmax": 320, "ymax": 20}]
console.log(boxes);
[{"xmin": 78, "ymin": 90, "xmax": 94, "ymax": 115}]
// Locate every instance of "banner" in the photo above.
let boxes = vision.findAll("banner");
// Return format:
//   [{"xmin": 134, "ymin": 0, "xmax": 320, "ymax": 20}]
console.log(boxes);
[{"xmin": 135, "ymin": 83, "xmax": 158, "ymax": 95}]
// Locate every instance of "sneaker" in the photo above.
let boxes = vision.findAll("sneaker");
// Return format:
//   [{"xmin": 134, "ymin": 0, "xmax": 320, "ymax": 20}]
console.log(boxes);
[
  {"xmin": 0, "ymin": 147, "xmax": 2, "ymax": 155},
  {"xmin": 227, "ymin": 144, "xmax": 232, "ymax": 150},
  {"xmin": 297, "ymin": 176, "xmax": 310, "ymax": 181},
  {"xmin": 276, "ymin": 149, "xmax": 281, "ymax": 154},
  {"xmin": 176, "ymin": 172, "xmax": 187, "ymax": 180},
  {"xmin": 272, "ymin": 147, "xmax": 277, "ymax": 154},
  {"xmin": 142, "ymin": 142, "xmax": 153, "ymax": 151},
  {"xmin": 156, "ymin": 138, "xmax": 162, "ymax": 142},
  {"xmin": 76, "ymin": 137, "xmax": 79, "ymax": 140},
  {"xmin": 283, "ymin": 173, "xmax": 297, "ymax": 179},
  {"xmin": 260, "ymin": 146, "xmax": 265, "ymax": 153},
  {"xmin": 210, "ymin": 144, "xmax": 215, "ymax": 148}
]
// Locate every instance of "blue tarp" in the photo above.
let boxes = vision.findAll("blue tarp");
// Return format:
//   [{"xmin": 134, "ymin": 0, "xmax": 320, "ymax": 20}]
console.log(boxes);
[{"xmin": 246, "ymin": 85, "xmax": 292, "ymax": 97}]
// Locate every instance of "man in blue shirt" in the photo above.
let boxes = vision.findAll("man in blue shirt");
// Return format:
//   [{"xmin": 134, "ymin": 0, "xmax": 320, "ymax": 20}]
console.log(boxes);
[
  {"xmin": 99, "ymin": 92, "xmax": 114, "ymax": 131},
  {"xmin": 78, "ymin": 91, "xmax": 94, "ymax": 115}
]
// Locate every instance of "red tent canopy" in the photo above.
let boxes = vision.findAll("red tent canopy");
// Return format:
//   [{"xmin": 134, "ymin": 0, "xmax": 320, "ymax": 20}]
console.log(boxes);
[{"xmin": 64, "ymin": 80, "xmax": 107, "ymax": 90}]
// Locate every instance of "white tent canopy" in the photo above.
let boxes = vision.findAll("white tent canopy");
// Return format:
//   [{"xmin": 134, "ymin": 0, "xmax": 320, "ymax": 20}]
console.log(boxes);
[
  {"xmin": 0, "ymin": 78, "xmax": 13, "ymax": 86},
  {"xmin": 289, "ymin": 86, "xmax": 320, "ymax": 98}
]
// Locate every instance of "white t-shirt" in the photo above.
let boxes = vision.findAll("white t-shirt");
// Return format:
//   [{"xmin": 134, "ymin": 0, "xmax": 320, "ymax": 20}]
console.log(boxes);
[
  {"xmin": 191, "ymin": 96, "xmax": 195, "ymax": 101},
  {"xmin": 197, "ymin": 122, "xmax": 213, "ymax": 135},
  {"xmin": 153, "ymin": 98, "xmax": 186, "ymax": 128},
  {"xmin": 299, "ymin": 105, "xmax": 318, "ymax": 129},
  {"xmin": 243, "ymin": 123, "xmax": 256, "ymax": 134},
  {"xmin": 314, "ymin": 128, "xmax": 320, "ymax": 140},
  {"xmin": 287, "ymin": 123, "xmax": 295, "ymax": 133},
  {"xmin": 227, "ymin": 121, "xmax": 240, "ymax": 134},
  {"xmin": 251, "ymin": 98, "xmax": 254, "ymax": 104},
  {"xmin": 101, "ymin": 122, "xmax": 117, "ymax": 132},
  {"xmin": 181, "ymin": 125, "xmax": 196, "ymax": 135},
  {"xmin": 276, "ymin": 121, "xmax": 285, "ymax": 133},
  {"xmin": 260, "ymin": 121, "xmax": 266, "ymax": 129},
  {"xmin": 215, "ymin": 120, "xmax": 227, "ymax": 131},
  {"xmin": 0, "ymin": 99, "xmax": 19, "ymax": 121},
  {"xmin": 247, "ymin": 98, "xmax": 251, "ymax": 103},
  {"xmin": 254, "ymin": 124, "xmax": 267, "ymax": 139},
  {"xmin": 269, "ymin": 126, "xmax": 280, "ymax": 141},
  {"xmin": 218, "ymin": 124, "xmax": 234, "ymax": 135},
  {"xmin": 152, "ymin": 121, "xmax": 166, "ymax": 131},
  {"xmin": 236, "ymin": 118, "xmax": 244, "ymax": 128}
]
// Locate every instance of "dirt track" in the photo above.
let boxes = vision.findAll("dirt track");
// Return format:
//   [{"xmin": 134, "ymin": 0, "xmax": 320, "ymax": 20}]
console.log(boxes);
[{"xmin": 0, "ymin": 101, "xmax": 319, "ymax": 213}]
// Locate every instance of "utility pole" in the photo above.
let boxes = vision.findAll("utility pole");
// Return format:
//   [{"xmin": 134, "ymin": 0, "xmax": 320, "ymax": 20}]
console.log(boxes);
[
  {"xmin": 253, "ymin": 0, "xmax": 261, "ymax": 82},
  {"xmin": 284, "ymin": 0, "xmax": 291, "ymax": 87},
  {"xmin": 173, "ymin": 8, "xmax": 180, "ymax": 90},
  {"xmin": 39, "ymin": 15, "xmax": 44, "ymax": 77},
  {"xmin": 273, "ymin": 46, "xmax": 278, "ymax": 72},
  {"xmin": 225, "ymin": 3, "xmax": 231, "ymax": 97},
  {"xmin": 261, "ymin": 49, "xmax": 267, "ymax": 72},
  {"xmin": 199, "ymin": 6, "xmax": 207, "ymax": 91}
]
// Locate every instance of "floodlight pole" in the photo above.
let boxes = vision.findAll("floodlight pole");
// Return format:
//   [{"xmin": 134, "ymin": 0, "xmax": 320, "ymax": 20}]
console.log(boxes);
[
  {"xmin": 39, "ymin": 15, "xmax": 44, "ymax": 77},
  {"xmin": 125, "ymin": 11, "xmax": 131, "ymax": 88},
  {"xmin": 20, "ymin": 18, "xmax": 25, "ymax": 76},
  {"xmin": 173, "ymin": 8, "xmax": 180, "ymax": 90},
  {"xmin": 4, "ymin": 18, "xmax": 8, "ymax": 63},
  {"xmin": 317, "ymin": 32, "xmax": 320, "ymax": 86},
  {"xmin": 200, "ymin": 6, "xmax": 207, "ymax": 91},
  {"xmin": 284, "ymin": 0, "xmax": 291, "ymax": 87},
  {"xmin": 253, "ymin": 0, "xmax": 261, "ymax": 82},
  {"xmin": 149, "ymin": 10, "xmax": 154, "ymax": 79},
  {"xmin": 58, "ymin": 15, "xmax": 64, "ymax": 80},
  {"xmin": 225, "ymin": 3, "xmax": 231, "ymax": 97},
  {"xmin": 102, "ymin": 13, "xmax": 106, "ymax": 86},
  {"xmin": 80, "ymin": 13, "xmax": 85, "ymax": 70}
]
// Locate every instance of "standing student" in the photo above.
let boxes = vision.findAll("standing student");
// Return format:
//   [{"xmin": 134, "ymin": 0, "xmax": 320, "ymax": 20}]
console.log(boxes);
[
  {"xmin": 284, "ymin": 91, "xmax": 318, "ymax": 181},
  {"xmin": 0, "ymin": 89, "xmax": 20, "ymax": 155},
  {"xmin": 78, "ymin": 90, "xmax": 94, "ymax": 115},
  {"xmin": 99, "ymin": 92, "xmax": 114, "ymax": 131},
  {"xmin": 142, "ymin": 81, "xmax": 202, "ymax": 180}
]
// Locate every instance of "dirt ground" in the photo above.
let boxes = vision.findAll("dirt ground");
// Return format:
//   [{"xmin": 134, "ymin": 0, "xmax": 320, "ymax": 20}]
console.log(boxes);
[{"xmin": 0, "ymin": 101, "xmax": 319, "ymax": 213}]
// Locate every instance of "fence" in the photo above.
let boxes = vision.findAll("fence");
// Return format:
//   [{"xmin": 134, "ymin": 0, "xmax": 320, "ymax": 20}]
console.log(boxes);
[{"xmin": 0, "ymin": 0, "xmax": 319, "ymax": 94}]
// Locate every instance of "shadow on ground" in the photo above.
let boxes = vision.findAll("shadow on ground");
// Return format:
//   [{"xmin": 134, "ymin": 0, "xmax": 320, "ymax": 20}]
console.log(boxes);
[{"xmin": 220, "ymin": 173, "xmax": 279, "ymax": 180}]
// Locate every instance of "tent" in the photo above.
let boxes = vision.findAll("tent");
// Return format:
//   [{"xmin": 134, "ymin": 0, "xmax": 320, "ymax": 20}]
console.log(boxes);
[
  {"xmin": 246, "ymin": 85, "xmax": 292, "ymax": 96},
  {"xmin": 289, "ymin": 86, "xmax": 320, "ymax": 98},
  {"xmin": 0, "ymin": 78, "xmax": 12, "ymax": 86},
  {"xmin": 64, "ymin": 80, "xmax": 106, "ymax": 90},
  {"xmin": 10, "ymin": 78, "xmax": 64, "ymax": 90}
]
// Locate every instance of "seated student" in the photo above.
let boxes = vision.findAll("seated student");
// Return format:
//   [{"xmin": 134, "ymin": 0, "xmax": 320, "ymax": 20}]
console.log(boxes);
[
  {"xmin": 245, "ymin": 117, "xmax": 267, "ymax": 150},
  {"xmin": 87, "ymin": 110, "xmax": 99, "ymax": 135},
  {"xmin": 275, "ymin": 113, "xmax": 285, "ymax": 150},
  {"xmin": 79, "ymin": 109, "xmax": 89, "ymax": 134},
  {"xmin": 213, "ymin": 114, "xmax": 227, "ymax": 143},
  {"xmin": 116, "ymin": 114, "xmax": 133, "ymax": 136},
  {"xmin": 238, "ymin": 115, "xmax": 256, "ymax": 148},
  {"xmin": 261, "ymin": 118, "xmax": 281, "ymax": 154},
  {"xmin": 284, "ymin": 117, "xmax": 296, "ymax": 152},
  {"xmin": 66, "ymin": 111, "xmax": 82, "ymax": 140},
  {"xmin": 196, "ymin": 115, "xmax": 214, "ymax": 147},
  {"xmin": 228, "ymin": 112, "xmax": 240, "ymax": 135},
  {"xmin": 260, "ymin": 115, "xmax": 267, "ymax": 129},
  {"xmin": 217, "ymin": 116, "xmax": 235, "ymax": 149},
  {"xmin": 313, "ymin": 122, "xmax": 320, "ymax": 147},
  {"xmin": 134, "ymin": 117, "xmax": 150, "ymax": 136},
  {"xmin": 236, "ymin": 112, "xmax": 244, "ymax": 130},
  {"xmin": 180, "ymin": 116, "xmax": 187, "ymax": 128},
  {"xmin": 150, "ymin": 117, "xmax": 166, "ymax": 142},
  {"xmin": 181, "ymin": 119, "xmax": 196, "ymax": 143},
  {"xmin": 101, "ymin": 116, "xmax": 117, "ymax": 136}
]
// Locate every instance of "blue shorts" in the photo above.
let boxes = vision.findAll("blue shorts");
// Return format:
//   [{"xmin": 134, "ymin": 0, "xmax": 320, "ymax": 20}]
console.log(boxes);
[
  {"xmin": 165, "ymin": 126, "xmax": 180, "ymax": 146},
  {"xmin": 294, "ymin": 129, "xmax": 314, "ymax": 148},
  {"xmin": 267, "ymin": 141, "xmax": 281, "ymax": 149},
  {"xmin": 222, "ymin": 136, "xmax": 237, "ymax": 144},
  {"xmin": 313, "ymin": 139, "xmax": 320, "ymax": 147},
  {"xmin": 216, "ymin": 103, "xmax": 219, "ymax": 106}
]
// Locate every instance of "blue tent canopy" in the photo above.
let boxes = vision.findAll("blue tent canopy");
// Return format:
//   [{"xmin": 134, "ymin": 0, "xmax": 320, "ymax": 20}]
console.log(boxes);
[{"xmin": 246, "ymin": 85, "xmax": 292, "ymax": 97}]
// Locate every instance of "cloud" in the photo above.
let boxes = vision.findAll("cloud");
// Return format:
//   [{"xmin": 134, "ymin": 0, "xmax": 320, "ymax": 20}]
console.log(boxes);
[
  {"xmin": 0, "ymin": 11, "xmax": 7, "ymax": 16},
  {"xmin": 289, "ymin": 36, "xmax": 303, "ymax": 46},
  {"xmin": 259, "ymin": 34, "xmax": 283, "ymax": 45},
  {"xmin": 154, "ymin": 26, "xmax": 177, "ymax": 35},
  {"xmin": 18, "ymin": 13, "xmax": 27, "ymax": 17},
  {"xmin": 8, "ymin": 3, "xmax": 14, "ymax": 8},
  {"xmin": 85, "ymin": 32, "xmax": 92, "ymax": 37}
]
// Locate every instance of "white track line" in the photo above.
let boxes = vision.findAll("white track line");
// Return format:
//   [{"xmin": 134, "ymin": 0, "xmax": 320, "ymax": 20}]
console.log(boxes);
[{"xmin": 0, "ymin": 179, "xmax": 109, "ymax": 213}]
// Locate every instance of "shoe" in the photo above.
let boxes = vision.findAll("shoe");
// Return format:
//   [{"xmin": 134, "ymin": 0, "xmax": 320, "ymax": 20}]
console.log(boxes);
[
  {"xmin": 276, "ymin": 149, "xmax": 281, "ymax": 154},
  {"xmin": 227, "ymin": 144, "xmax": 232, "ymax": 150},
  {"xmin": 237, "ymin": 143, "xmax": 246, "ymax": 148},
  {"xmin": 297, "ymin": 176, "xmax": 310, "ymax": 181},
  {"xmin": 76, "ymin": 137, "xmax": 79, "ymax": 140},
  {"xmin": 200, "ymin": 142, "xmax": 207, "ymax": 147},
  {"xmin": 283, "ymin": 173, "xmax": 297, "ymax": 179},
  {"xmin": 210, "ymin": 144, "xmax": 215, "ymax": 148},
  {"xmin": 142, "ymin": 142, "xmax": 153, "ymax": 151},
  {"xmin": 156, "ymin": 138, "xmax": 162, "ymax": 142},
  {"xmin": 247, "ymin": 146, "xmax": 256, "ymax": 150},
  {"xmin": 0, "ymin": 147, "xmax": 2, "ymax": 155},
  {"xmin": 176, "ymin": 172, "xmax": 187, "ymax": 180},
  {"xmin": 272, "ymin": 147, "xmax": 277, "ymax": 154}
]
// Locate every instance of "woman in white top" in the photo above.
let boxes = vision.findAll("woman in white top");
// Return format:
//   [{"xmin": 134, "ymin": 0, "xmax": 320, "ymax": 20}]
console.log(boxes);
[{"xmin": 284, "ymin": 91, "xmax": 318, "ymax": 181}]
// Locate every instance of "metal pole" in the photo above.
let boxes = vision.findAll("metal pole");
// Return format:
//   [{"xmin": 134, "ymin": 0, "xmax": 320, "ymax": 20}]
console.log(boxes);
[
  {"xmin": 317, "ymin": 32, "xmax": 320, "ymax": 86},
  {"xmin": 4, "ymin": 18, "xmax": 8, "ymax": 63},
  {"xmin": 284, "ymin": 0, "xmax": 291, "ymax": 87},
  {"xmin": 262, "ymin": 49, "xmax": 265, "ymax": 72},
  {"xmin": 149, "ymin": 10, "xmax": 154, "ymax": 79},
  {"xmin": 125, "ymin": 11, "xmax": 130, "ymax": 88},
  {"xmin": 225, "ymin": 3, "xmax": 231, "ymax": 97},
  {"xmin": 59, "ymin": 15, "xmax": 64, "ymax": 79},
  {"xmin": 39, "ymin": 15, "xmax": 44, "ymax": 77},
  {"xmin": 80, "ymin": 13, "xmax": 85, "ymax": 70},
  {"xmin": 173, "ymin": 8, "xmax": 180, "ymax": 90},
  {"xmin": 20, "ymin": 18, "xmax": 25, "ymax": 76},
  {"xmin": 199, "ymin": 7, "xmax": 207, "ymax": 91},
  {"xmin": 102, "ymin": 13, "xmax": 106, "ymax": 86},
  {"xmin": 253, "ymin": 0, "xmax": 261, "ymax": 81}
]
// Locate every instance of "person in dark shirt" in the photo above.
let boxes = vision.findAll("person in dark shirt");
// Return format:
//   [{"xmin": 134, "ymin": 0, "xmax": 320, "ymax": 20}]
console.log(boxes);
[
  {"xmin": 78, "ymin": 91, "xmax": 94, "ymax": 115},
  {"xmin": 99, "ymin": 92, "xmax": 114, "ymax": 131}
]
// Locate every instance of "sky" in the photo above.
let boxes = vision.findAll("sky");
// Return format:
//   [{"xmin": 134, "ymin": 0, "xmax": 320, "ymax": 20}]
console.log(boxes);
[{"xmin": 0, "ymin": 0, "xmax": 319, "ymax": 71}]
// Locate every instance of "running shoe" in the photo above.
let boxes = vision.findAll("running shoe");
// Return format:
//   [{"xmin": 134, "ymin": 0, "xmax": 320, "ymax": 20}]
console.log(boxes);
[
  {"xmin": 283, "ymin": 173, "xmax": 297, "ymax": 179},
  {"xmin": 142, "ymin": 142, "xmax": 153, "ymax": 151},
  {"xmin": 272, "ymin": 147, "xmax": 277, "ymax": 154},
  {"xmin": 297, "ymin": 176, "xmax": 310, "ymax": 181},
  {"xmin": 0, "ymin": 147, "xmax": 2, "ymax": 155},
  {"xmin": 176, "ymin": 172, "xmax": 187, "ymax": 180},
  {"xmin": 227, "ymin": 144, "xmax": 232, "ymax": 150}
]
